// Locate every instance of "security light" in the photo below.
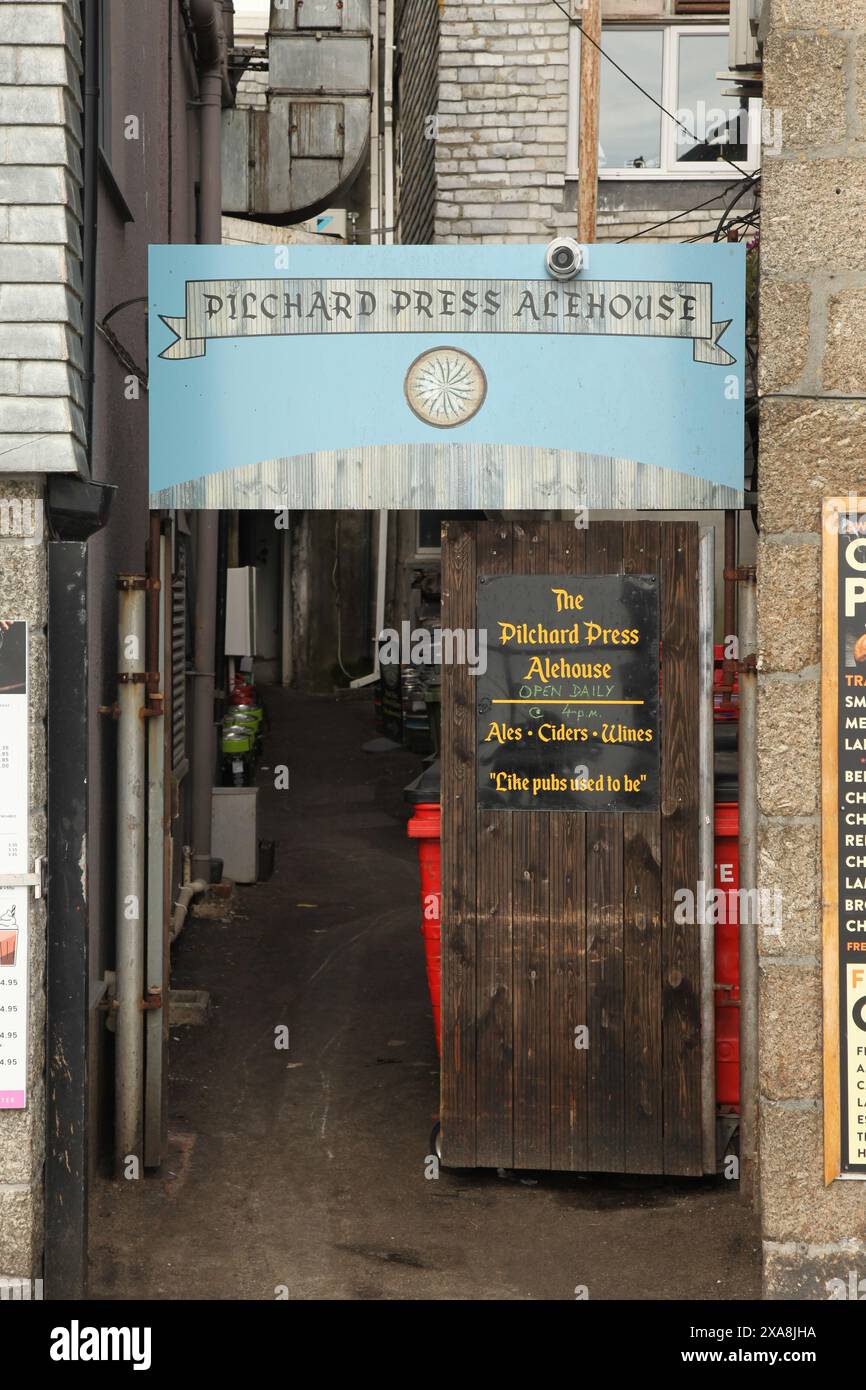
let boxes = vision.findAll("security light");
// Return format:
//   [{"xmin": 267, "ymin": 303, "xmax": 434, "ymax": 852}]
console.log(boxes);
[{"xmin": 545, "ymin": 237, "xmax": 585, "ymax": 280}]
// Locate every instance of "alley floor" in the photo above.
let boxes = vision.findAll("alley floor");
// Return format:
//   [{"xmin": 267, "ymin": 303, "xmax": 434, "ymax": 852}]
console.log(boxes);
[{"xmin": 89, "ymin": 689, "xmax": 761, "ymax": 1301}]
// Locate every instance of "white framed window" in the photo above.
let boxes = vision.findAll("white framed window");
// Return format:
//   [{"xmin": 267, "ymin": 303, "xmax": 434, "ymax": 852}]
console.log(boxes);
[{"xmin": 566, "ymin": 23, "xmax": 761, "ymax": 180}]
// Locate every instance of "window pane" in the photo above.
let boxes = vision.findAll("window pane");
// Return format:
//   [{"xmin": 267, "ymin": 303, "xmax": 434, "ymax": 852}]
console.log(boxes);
[
  {"xmin": 598, "ymin": 29, "xmax": 663, "ymax": 170},
  {"xmin": 675, "ymin": 33, "xmax": 747, "ymax": 165}
]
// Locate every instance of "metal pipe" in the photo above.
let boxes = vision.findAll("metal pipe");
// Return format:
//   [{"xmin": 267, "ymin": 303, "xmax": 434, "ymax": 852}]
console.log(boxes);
[
  {"xmin": 191, "ymin": 512, "xmax": 219, "ymax": 882},
  {"xmin": 280, "ymin": 522, "xmax": 293, "ymax": 687},
  {"xmin": 738, "ymin": 564, "xmax": 759, "ymax": 1205},
  {"xmin": 189, "ymin": 0, "xmax": 222, "ymax": 70},
  {"xmin": 350, "ymin": 510, "xmax": 389, "ymax": 689},
  {"xmin": 190, "ymin": 0, "xmax": 224, "ymax": 243},
  {"xmin": 170, "ymin": 878, "xmax": 208, "ymax": 943},
  {"xmin": 115, "ymin": 577, "xmax": 147, "ymax": 1171},
  {"xmin": 189, "ymin": 0, "xmax": 225, "ymax": 883},
  {"xmin": 144, "ymin": 524, "xmax": 166, "ymax": 1169},
  {"xmin": 721, "ymin": 509, "xmax": 736, "ymax": 703},
  {"xmin": 698, "ymin": 528, "xmax": 717, "ymax": 1174},
  {"xmin": 370, "ymin": 1, "xmax": 381, "ymax": 244},
  {"xmin": 383, "ymin": 0, "xmax": 395, "ymax": 244}
]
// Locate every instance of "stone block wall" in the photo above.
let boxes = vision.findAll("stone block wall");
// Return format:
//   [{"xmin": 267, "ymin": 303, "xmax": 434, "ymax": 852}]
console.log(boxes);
[{"xmin": 758, "ymin": 0, "xmax": 866, "ymax": 1298}]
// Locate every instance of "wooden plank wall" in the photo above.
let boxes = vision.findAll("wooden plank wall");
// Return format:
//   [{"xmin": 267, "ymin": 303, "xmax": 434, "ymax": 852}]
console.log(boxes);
[{"xmin": 441, "ymin": 519, "xmax": 703, "ymax": 1176}]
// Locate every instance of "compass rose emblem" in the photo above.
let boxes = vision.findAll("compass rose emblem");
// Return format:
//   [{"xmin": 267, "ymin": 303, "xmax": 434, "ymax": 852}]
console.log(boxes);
[{"xmin": 404, "ymin": 347, "xmax": 487, "ymax": 428}]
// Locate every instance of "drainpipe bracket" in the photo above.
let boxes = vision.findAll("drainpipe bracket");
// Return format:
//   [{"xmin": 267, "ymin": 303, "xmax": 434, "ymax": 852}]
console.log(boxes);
[{"xmin": 0, "ymin": 857, "xmax": 47, "ymax": 900}]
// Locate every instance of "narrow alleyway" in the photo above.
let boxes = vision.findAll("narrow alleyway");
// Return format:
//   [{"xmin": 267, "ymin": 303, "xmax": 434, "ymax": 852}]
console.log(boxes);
[{"xmin": 90, "ymin": 690, "xmax": 760, "ymax": 1301}]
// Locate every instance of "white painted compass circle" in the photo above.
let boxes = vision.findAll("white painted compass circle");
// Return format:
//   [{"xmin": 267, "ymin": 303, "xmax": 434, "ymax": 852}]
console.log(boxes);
[{"xmin": 404, "ymin": 347, "xmax": 487, "ymax": 428}]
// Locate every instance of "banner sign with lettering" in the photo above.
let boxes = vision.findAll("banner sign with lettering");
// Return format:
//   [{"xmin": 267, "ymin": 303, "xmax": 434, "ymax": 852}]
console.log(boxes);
[
  {"xmin": 823, "ymin": 499, "xmax": 866, "ymax": 1178},
  {"xmin": 0, "ymin": 620, "xmax": 28, "ymax": 1109},
  {"xmin": 476, "ymin": 574, "xmax": 659, "ymax": 812},
  {"xmin": 160, "ymin": 278, "xmax": 734, "ymax": 364},
  {"xmin": 148, "ymin": 243, "xmax": 745, "ymax": 511}
]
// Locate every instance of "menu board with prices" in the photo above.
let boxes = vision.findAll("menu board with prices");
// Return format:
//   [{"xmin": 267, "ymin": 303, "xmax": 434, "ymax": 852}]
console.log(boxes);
[
  {"xmin": 832, "ymin": 524, "xmax": 866, "ymax": 1174},
  {"xmin": 0, "ymin": 620, "xmax": 28, "ymax": 1110}
]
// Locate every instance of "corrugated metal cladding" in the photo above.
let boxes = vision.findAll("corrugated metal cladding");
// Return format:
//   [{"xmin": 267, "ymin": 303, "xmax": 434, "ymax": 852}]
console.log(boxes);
[
  {"xmin": 171, "ymin": 539, "xmax": 188, "ymax": 779},
  {"xmin": 149, "ymin": 444, "xmax": 744, "ymax": 512},
  {"xmin": 396, "ymin": 0, "xmax": 439, "ymax": 245}
]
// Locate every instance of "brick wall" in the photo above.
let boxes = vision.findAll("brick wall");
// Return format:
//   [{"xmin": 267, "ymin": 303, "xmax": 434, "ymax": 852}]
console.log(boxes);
[
  {"xmin": 433, "ymin": 0, "xmax": 722, "ymax": 245},
  {"xmin": 435, "ymin": 0, "xmax": 571, "ymax": 242},
  {"xmin": 236, "ymin": 66, "xmax": 268, "ymax": 112}
]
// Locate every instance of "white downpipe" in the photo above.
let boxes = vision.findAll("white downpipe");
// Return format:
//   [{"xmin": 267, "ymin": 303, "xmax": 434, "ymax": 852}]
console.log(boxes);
[
  {"xmin": 280, "ymin": 525, "xmax": 293, "ymax": 687},
  {"xmin": 350, "ymin": 509, "xmax": 388, "ymax": 689},
  {"xmin": 170, "ymin": 879, "xmax": 209, "ymax": 943}
]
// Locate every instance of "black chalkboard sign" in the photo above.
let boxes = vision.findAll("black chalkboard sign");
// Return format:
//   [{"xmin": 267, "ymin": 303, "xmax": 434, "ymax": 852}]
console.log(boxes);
[{"xmin": 476, "ymin": 573, "xmax": 660, "ymax": 811}]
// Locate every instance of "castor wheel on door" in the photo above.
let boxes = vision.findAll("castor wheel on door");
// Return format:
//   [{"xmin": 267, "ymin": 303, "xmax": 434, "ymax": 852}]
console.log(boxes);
[{"xmin": 430, "ymin": 1121, "xmax": 443, "ymax": 1162}]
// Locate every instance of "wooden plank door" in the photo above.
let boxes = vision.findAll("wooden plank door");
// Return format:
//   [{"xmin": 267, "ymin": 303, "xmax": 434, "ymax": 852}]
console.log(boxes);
[{"xmin": 440, "ymin": 519, "xmax": 704, "ymax": 1176}]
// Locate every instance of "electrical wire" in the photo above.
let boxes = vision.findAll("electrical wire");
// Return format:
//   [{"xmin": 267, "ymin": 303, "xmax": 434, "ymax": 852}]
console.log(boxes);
[
  {"xmin": 712, "ymin": 176, "xmax": 761, "ymax": 242},
  {"xmin": 684, "ymin": 216, "xmax": 758, "ymax": 243},
  {"xmin": 615, "ymin": 179, "xmax": 755, "ymax": 243},
  {"xmin": 553, "ymin": 0, "xmax": 754, "ymax": 181},
  {"xmin": 762, "ymin": 392, "xmax": 866, "ymax": 404}
]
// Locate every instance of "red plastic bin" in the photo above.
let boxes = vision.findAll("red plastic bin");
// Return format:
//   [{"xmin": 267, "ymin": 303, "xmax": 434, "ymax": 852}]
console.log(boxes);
[
  {"xmin": 714, "ymin": 800, "xmax": 740, "ymax": 1109},
  {"xmin": 407, "ymin": 802, "xmax": 442, "ymax": 1055}
]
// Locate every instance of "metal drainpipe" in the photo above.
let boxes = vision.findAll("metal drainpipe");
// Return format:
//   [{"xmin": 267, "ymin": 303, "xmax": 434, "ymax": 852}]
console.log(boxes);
[
  {"xmin": 144, "ymin": 516, "xmax": 166, "ymax": 1169},
  {"xmin": 191, "ymin": 0, "xmax": 223, "ymax": 244},
  {"xmin": 115, "ymin": 577, "xmax": 148, "ymax": 1171},
  {"xmin": 350, "ymin": 511, "xmax": 389, "ymax": 690},
  {"xmin": 738, "ymin": 562, "xmax": 759, "ymax": 1205},
  {"xmin": 370, "ymin": 3, "xmax": 381, "ymax": 244},
  {"xmin": 698, "ymin": 528, "xmax": 717, "ymax": 1174},
  {"xmin": 383, "ymin": 0, "xmax": 395, "ymax": 244},
  {"xmin": 189, "ymin": 0, "xmax": 225, "ymax": 882}
]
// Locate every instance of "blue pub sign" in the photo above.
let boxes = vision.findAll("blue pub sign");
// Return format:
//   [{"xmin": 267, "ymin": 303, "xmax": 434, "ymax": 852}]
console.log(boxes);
[{"xmin": 148, "ymin": 242, "xmax": 745, "ymax": 511}]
